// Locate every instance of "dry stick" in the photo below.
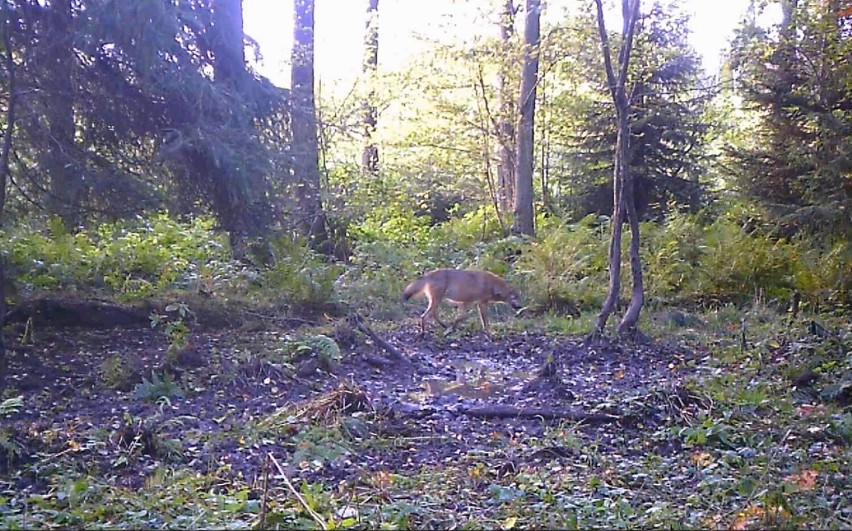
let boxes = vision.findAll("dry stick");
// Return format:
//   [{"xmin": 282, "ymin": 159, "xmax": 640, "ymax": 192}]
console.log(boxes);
[
  {"xmin": 350, "ymin": 314, "xmax": 409, "ymax": 364},
  {"xmin": 460, "ymin": 404, "xmax": 620, "ymax": 423},
  {"xmin": 268, "ymin": 452, "xmax": 329, "ymax": 530},
  {"xmin": 259, "ymin": 454, "xmax": 270, "ymax": 531},
  {"xmin": 241, "ymin": 309, "xmax": 319, "ymax": 327}
]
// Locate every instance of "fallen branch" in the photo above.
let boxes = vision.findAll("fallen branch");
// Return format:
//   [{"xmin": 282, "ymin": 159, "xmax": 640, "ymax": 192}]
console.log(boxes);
[
  {"xmin": 241, "ymin": 309, "xmax": 319, "ymax": 327},
  {"xmin": 268, "ymin": 452, "xmax": 329, "ymax": 530},
  {"xmin": 349, "ymin": 314, "xmax": 410, "ymax": 365},
  {"xmin": 364, "ymin": 355, "xmax": 395, "ymax": 368},
  {"xmin": 259, "ymin": 454, "xmax": 270, "ymax": 531},
  {"xmin": 459, "ymin": 405, "xmax": 620, "ymax": 423}
]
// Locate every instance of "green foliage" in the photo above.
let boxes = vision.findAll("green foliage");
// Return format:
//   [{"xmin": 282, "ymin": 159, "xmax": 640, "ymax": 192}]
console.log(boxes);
[
  {"xmin": 727, "ymin": 1, "xmax": 852, "ymax": 237},
  {"xmin": 0, "ymin": 397, "xmax": 23, "ymax": 417},
  {"xmin": 100, "ymin": 354, "xmax": 139, "ymax": 392},
  {"xmin": 2, "ymin": 214, "xmax": 230, "ymax": 300},
  {"xmin": 0, "ymin": 468, "xmax": 260, "ymax": 529},
  {"xmin": 514, "ymin": 215, "xmax": 609, "ymax": 312},
  {"xmin": 281, "ymin": 334, "xmax": 343, "ymax": 367},
  {"xmin": 291, "ymin": 426, "xmax": 352, "ymax": 465},
  {"xmin": 342, "ymin": 201, "xmax": 848, "ymax": 319},
  {"xmin": 256, "ymin": 236, "xmax": 343, "ymax": 311},
  {"xmin": 133, "ymin": 371, "xmax": 184, "ymax": 403},
  {"xmin": 150, "ymin": 302, "xmax": 192, "ymax": 363}
]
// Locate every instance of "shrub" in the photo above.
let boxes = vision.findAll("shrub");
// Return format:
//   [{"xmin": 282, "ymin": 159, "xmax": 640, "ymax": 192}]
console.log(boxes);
[
  {"xmin": 514, "ymin": 215, "xmax": 609, "ymax": 312},
  {"xmin": 133, "ymin": 371, "xmax": 184, "ymax": 403},
  {"xmin": 2, "ymin": 213, "xmax": 231, "ymax": 300},
  {"xmin": 255, "ymin": 236, "xmax": 343, "ymax": 312},
  {"xmin": 101, "ymin": 354, "xmax": 141, "ymax": 391}
]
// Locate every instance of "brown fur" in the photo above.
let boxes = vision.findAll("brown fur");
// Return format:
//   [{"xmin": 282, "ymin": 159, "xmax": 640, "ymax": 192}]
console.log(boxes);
[{"xmin": 403, "ymin": 269, "xmax": 523, "ymax": 334}]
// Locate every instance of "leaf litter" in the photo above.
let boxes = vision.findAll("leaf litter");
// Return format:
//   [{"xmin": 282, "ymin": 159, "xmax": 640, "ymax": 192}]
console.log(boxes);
[{"xmin": 0, "ymin": 319, "xmax": 849, "ymax": 529}]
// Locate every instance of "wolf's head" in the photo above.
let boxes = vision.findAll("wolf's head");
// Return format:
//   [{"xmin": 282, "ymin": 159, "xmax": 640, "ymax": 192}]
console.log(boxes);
[{"xmin": 496, "ymin": 282, "xmax": 524, "ymax": 310}]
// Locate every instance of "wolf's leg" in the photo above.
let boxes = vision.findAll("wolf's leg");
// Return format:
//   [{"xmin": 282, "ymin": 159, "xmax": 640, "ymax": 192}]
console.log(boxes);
[
  {"xmin": 451, "ymin": 303, "xmax": 471, "ymax": 327},
  {"xmin": 422, "ymin": 294, "xmax": 448, "ymax": 331},
  {"xmin": 477, "ymin": 303, "xmax": 491, "ymax": 335}
]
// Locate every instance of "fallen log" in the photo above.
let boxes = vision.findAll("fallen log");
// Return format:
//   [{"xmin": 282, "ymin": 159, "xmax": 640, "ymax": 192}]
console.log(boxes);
[
  {"xmin": 5, "ymin": 298, "xmax": 149, "ymax": 328},
  {"xmin": 459, "ymin": 404, "xmax": 620, "ymax": 424}
]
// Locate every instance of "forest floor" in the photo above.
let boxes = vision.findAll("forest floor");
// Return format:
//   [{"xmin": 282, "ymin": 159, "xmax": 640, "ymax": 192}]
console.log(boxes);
[{"xmin": 0, "ymin": 306, "xmax": 850, "ymax": 529}]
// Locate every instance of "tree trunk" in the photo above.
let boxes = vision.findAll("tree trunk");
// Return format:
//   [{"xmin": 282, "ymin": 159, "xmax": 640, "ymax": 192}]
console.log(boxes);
[
  {"xmin": 616, "ymin": 150, "xmax": 644, "ymax": 335},
  {"xmin": 291, "ymin": 0, "xmax": 329, "ymax": 251},
  {"xmin": 211, "ymin": 0, "xmax": 248, "ymax": 91},
  {"xmin": 594, "ymin": 117, "xmax": 626, "ymax": 334},
  {"xmin": 361, "ymin": 0, "xmax": 379, "ymax": 176},
  {"xmin": 210, "ymin": 0, "xmax": 250, "ymax": 256},
  {"xmin": 497, "ymin": 0, "xmax": 516, "ymax": 213},
  {"xmin": 591, "ymin": 0, "xmax": 642, "ymax": 337},
  {"xmin": 0, "ymin": 0, "xmax": 16, "ymax": 387},
  {"xmin": 511, "ymin": 0, "xmax": 540, "ymax": 236},
  {"xmin": 45, "ymin": 0, "xmax": 79, "ymax": 229}
]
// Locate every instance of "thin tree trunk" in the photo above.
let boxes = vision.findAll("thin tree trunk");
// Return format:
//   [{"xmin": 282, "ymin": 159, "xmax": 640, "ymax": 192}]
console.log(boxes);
[
  {"xmin": 511, "ymin": 0, "xmax": 540, "ymax": 236},
  {"xmin": 0, "ymin": 0, "xmax": 16, "ymax": 387},
  {"xmin": 594, "ymin": 119, "xmax": 626, "ymax": 334},
  {"xmin": 291, "ymin": 0, "xmax": 329, "ymax": 251},
  {"xmin": 497, "ymin": 0, "xmax": 516, "ymax": 213},
  {"xmin": 45, "ymin": 0, "xmax": 79, "ymax": 229},
  {"xmin": 538, "ymin": 70, "xmax": 549, "ymax": 212},
  {"xmin": 617, "ymin": 156, "xmax": 644, "ymax": 335},
  {"xmin": 591, "ymin": 0, "xmax": 642, "ymax": 337},
  {"xmin": 474, "ymin": 65, "xmax": 506, "ymax": 233},
  {"xmin": 361, "ymin": 0, "xmax": 379, "ymax": 176}
]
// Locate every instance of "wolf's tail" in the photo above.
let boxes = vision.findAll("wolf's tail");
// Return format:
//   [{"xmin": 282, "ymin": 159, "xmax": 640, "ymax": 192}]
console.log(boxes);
[{"xmin": 402, "ymin": 276, "xmax": 426, "ymax": 301}]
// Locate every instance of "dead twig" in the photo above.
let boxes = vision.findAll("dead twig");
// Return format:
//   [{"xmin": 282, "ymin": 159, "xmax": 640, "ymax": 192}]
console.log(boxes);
[
  {"xmin": 349, "ymin": 314, "xmax": 410, "ymax": 365},
  {"xmin": 268, "ymin": 452, "xmax": 329, "ymax": 530},
  {"xmin": 460, "ymin": 405, "xmax": 620, "ymax": 423},
  {"xmin": 241, "ymin": 309, "xmax": 320, "ymax": 327},
  {"xmin": 259, "ymin": 454, "xmax": 270, "ymax": 530}
]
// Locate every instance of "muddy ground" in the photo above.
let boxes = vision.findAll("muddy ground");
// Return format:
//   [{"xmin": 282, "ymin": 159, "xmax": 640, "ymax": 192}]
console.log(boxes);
[{"xmin": 2, "ymin": 317, "xmax": 711, "ymax": 495}]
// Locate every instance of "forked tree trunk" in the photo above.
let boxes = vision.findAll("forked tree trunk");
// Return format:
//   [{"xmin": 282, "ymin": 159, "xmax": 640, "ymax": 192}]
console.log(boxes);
[
  {"xmin": 591, "ymin": 0, "xmax": 643, "ymax": 337},
  {"xmin": 617, "ymin": 160, "xmax": 644, "ymax": 335},
  {"xmin": 361, "ymin": 0, "xmax": 379, "ymax": 176},
  {"xmin": 512, "ymin": 0, "xmax": 541, "ymax": 236},
  {"xmin": 594, "ymin": 118, "xmax": 626, "ymax": 334}
]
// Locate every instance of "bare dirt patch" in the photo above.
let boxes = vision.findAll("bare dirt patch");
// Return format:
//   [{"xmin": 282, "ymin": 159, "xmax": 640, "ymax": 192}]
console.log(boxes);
[{"xmin": 2, "ymin": 321, "xmax": 704, "ymax": 493}]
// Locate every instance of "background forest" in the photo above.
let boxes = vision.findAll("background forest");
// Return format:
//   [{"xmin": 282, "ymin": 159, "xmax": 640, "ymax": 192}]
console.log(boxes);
[{"xmin": 0, "ymin": 0, "xmax": 850, "ymax": 529}]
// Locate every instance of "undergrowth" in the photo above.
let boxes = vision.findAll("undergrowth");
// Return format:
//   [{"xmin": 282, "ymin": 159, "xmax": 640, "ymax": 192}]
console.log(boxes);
[{"xmin": 2, "ymin": 206, "xmax": 847, "ymax": 321}]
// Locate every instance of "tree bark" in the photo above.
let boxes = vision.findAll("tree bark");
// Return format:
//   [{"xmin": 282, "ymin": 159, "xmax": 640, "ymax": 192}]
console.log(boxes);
[
  {"xmin": 44, "ymin": 0, "xmax": 79, "ymax": 229},
  {"xmin": 617, "ymin": 147, "xmax": 644, "ymax": 335},
  {"xmin": 0, "ymin": 0, "xmax": 16, "ymax": 387},
  {"xmin": 497, "ymin": 0, "xmax": 516, "ymax": 213},
  {"xmin": 361, "ymin": 0, "xmax": 379, "ymax": 176},
  {"xmin": 211, "ymin": 0, "xmax": 248, "ymax": 91},
  {"xmin": 591, "ymin": 0, "xmax": 643, "ymax": 336},
  {"xmin": 594, "ymin": 118, "xmax": 626, "ymax": 334},
  {"xmin": 210, "ymin": 0, "xmax": 252, "ymax": 257},
  {"xmin": 511, "ymin": 0, "xmax": 540, "ymax": 236},
  {"xmin": 291, "ymin": 0, "xmax": 329, "ymax": 251}
]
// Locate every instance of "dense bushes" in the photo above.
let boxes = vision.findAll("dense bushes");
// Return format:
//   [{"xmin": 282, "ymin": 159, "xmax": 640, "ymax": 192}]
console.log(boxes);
[
  {"xmin": 2, "ymin": 214, "xmax": 231, "ymax": 300},
  {"xmin": 1, "ymin": 206, "xmax": 847, "ymax": 317},
  {"xmin": 344, "ymin": 206, "xmax": 849, "ymax": 316}
]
